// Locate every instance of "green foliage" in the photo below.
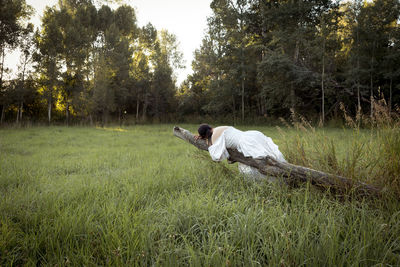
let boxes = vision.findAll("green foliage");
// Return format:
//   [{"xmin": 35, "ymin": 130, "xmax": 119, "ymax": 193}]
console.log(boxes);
[
  {"xmin": 2, "ymin": 0, "xmax": 400, "ymax": 125},
  {"xmin": 0, "ymin": 0, "xmax": 33, "ymax": 124},
  {"xmin": 182, "ymin": 0, "xmax": 400, "ymax": 123},
  {"xmin": 34, "ymin": 6, "xmax": 63, "ymax": 122},
  {"xmin": 0, "ymin": 0, "xmax": 32, "ymax": 48},
  {"xmin": 0, "ymin": 125, "xmax": 399, "ymax": 265},
  {"xmin": 1, "ymin": 1, "xmax": 183, "ymax": 125}
]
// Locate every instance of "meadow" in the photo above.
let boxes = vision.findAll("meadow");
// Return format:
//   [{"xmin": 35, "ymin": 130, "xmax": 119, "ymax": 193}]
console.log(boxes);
[{"xmin": 0, "ymin": 124, "xmax": 399, "ymax": 266}]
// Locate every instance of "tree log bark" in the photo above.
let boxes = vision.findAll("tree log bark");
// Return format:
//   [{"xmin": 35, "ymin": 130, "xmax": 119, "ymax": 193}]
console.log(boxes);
[{"xmin": 173, "ymin": 126, "xmax": 381, "ymax": 197}]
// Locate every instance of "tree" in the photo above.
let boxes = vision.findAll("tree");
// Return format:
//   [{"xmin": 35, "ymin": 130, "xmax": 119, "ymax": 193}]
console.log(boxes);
[
  {"xmin": 185, "ymin": 0, "xmax": 344, "ymax": 122},
  {"xmin": 137, "ymin": 28, "xmax": 183, "ymax": 121},
  {"xmin": 89, "ymin": 4, "xmax": 138, "ymax": 125},
  {"xmin": 110, "ymin": 35, "xmax": 134, "ymax": 125},
  {"xmin": 209, "ymin": 0, "xmax": 254, "ymax": 122},
  {"xmin": 373, "ymin": 0, "xmax": 400, "ymax": 114},
  {"xmin": 110, "ymin": 5, "xmax": 137, "ymax": 125},
  {"xmin": 0, "ymin": 0, "xmax": 32, "ymax": 124},
  {"xmin": 151, "ymin": 30, "xmax": 183, "ymax": 119},
  {"xmin": 189, "ymin": 11, "xmax": 242, "ymax": 123},
  {"xmin": 313, "ymin": 4, "xmax": 341, "ymax": 125},
  {"xmin": 92, "ymin": 54, "xmax": 114, "ymax": 126},
  {"xmin": 132, "ymin": 50, "xmax": 150, "ymax": 121},
  {"xmin": 341, "ymin": 0, "xmax": 400, "ymax": 118},
  {"xmin": 55, "ymin": 0, "xmax": 102, "ymax": 125},
  {"xmin": 34, "ymin": 7, "xmax": 63, "ymax": 124},
  {"xmin": 137, "ymin": 23, "xmax": 157, "ymax": 121},
  {"xmin": 340, "ymin": 0, "xmax": 364, "ymax": 115},
  {"xmin": 383, "ymin": 21, "xmax": 400, "ymax": 113},
  {"xmin": 257, "ymin": 0, "xmax": 336, "ymax": 116},
  {"xmin": 15, "ymin": 23, "xmax": 35, "ymax": 123}
]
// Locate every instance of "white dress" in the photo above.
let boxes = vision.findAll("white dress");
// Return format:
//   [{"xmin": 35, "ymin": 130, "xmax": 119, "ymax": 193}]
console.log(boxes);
[{"xmin": 208, "ymin": 127, "xmax": 286, "ymax": 179}]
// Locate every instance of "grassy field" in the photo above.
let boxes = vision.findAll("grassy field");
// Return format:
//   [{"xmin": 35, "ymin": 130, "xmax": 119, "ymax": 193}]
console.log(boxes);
[{"xmin": 0, "ymin": 124, "xmax": 399, "ymax": 266}]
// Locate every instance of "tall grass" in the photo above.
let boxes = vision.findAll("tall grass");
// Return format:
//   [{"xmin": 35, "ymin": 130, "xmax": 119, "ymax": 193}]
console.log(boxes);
[
  {"xmin": 1, "ymin": 125, "xmax": 399, "ymax": 266},
  {"xmin": 279, "ymin": 104, "xmax": 400, "ymax": 196}
]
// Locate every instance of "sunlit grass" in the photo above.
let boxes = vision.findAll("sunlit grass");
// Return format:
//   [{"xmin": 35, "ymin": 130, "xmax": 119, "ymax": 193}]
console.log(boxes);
[
  {"xmin": 96, "ymin": 127, "xmax": 128, "ymax": 132},
  {"xmin": 0, "ymin": 125, "xmax": 399, "ymax": 266}
]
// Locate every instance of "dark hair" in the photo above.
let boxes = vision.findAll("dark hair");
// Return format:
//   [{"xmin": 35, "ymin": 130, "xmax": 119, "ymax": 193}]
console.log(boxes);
[{"xmin": 198, "ymin": 124, "xmax": 212, "ymax": 139}]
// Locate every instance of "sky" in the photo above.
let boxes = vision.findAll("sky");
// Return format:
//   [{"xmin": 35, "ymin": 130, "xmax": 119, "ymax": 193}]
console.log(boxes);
[{"xmin": 4, "ymin": 0, "xmax": 213, "ymax": 85}]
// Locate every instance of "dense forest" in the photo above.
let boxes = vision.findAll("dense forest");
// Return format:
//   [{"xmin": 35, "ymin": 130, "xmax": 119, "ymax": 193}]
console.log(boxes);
[{"xmin": 1, "ymin": 0, "xmax": 399, "ymax": 125}]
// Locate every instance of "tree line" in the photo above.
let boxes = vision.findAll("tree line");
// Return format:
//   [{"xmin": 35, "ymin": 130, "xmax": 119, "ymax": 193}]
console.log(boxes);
[
  {"xmin": 1, "ymin": 0, "xmax": 183, "ymax": 125},
  {"xmin": 180, "ymin": 0, "xmax": 400, "ymax": 125},
  {"xmin": 1, "ymin": 0, "xmax": 399, "ymax": 126}
]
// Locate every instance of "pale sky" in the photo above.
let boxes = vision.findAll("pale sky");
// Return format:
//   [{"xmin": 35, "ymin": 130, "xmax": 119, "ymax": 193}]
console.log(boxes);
[{"xmin": 4, "ymin": 0, "xmax": 213, "ymax": 85}]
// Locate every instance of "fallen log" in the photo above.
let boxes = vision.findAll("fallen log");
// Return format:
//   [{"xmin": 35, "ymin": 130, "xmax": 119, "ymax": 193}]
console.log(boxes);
[{"xmin": 173, "ymin": 126, "xmax": 381, "ymax": 197}]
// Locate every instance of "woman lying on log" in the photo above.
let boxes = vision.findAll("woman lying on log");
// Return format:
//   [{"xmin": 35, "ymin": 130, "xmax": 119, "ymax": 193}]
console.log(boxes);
[
  {"xmin": 174, "ymin": 125, "xmax": 381, "ymax": 196},
  {"xmin": 195, "ymin": 124, "xmax": 286, "ymax": 179}
]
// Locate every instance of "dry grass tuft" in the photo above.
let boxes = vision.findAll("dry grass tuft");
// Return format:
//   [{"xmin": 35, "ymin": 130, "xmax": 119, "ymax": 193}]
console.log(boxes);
[{"xmin": 279, "ymin": 102, "xmax": 400, "ymax": 196}]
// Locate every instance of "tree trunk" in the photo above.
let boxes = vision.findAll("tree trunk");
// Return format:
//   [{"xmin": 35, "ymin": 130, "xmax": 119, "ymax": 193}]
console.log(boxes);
[
  {"xmin": 136, "ymin": 97, "xmax": 140, "ymax": 122},
  {"xmin": 370, "ymin": 42, "xmax": 375, "ymax": 119},
  {"xmin": 291, "ymin": 40, "xmax": 300, "ymax": 111},
  {"xmin": 0, "ymin": 47, "xmax": 4, "ymax": 126},
  {"xmin": 173, "ymin": 126, "xmax": 381, "ymax": 197},
  {"xmin": 100, "ymin": 110, "xmax": 104, "ymax": 128},
  {"xmin": 142, "ymin": 93, "xmax": 148, "ymax": 121},
  {"xmin": 66, "ymin": 101, "xmax": 70, "ymax": 127},
  {"xmin": 118, "ymin": 108, "xmax": 121, "ymax": 126},
  {"xmin": 16, "ymin": 106, "xmax": 19, "ymax": 124},
  {"xmin": 263, "ymin": 95, "xmax": 266, "ymax": 115},
  {"xmin": 48, "ymin": 97, "xmax": 52, "ymax": 125},
  {"xmin": 1, "ymin": 105, "xmax": 5, "ymax": 125},
  {"xmin": 370, "ymin": 73, "xmax": 373, "ymax": 119},
  {"xmin": 19, "ymin": 102, "xmax": 23, "ymax": 121},
  {"xmin": 89, "ymin": 113, "xmax": 93, "ymax": 126},
  {"xmin": 261, "ymin": 0, "xmax": 266, "ymax": 62},
  {"xmin": 18, "ymin": 50, "xmax": 27, "ymax": 126},
  {"xmin": 154, "ymin": 91, "xmax": 160, "ymax": 121},
  {"xmin": 241, "ymin": 45, "xmax": 245, "ymax": 123},
  {"xmin": 389, "ymin": 77, "xmax": 392, "ymax": 114},
  {"xmin": 102, "ymin": 109, "xmax": 107, "ymax": 127},
  {"xmin": 231, "ymin": 1, "xmax": 245, "ymax": 123},
  {"xmin": 0, "ymin": 46, "xmax": 4, "ymax": 88},
  {"xmin": 321, "ymin": 39, "xmax": 325, "ymax": 126},
  {"xmin": 232, "ymin": 95, "xmax": 236, "ymax": 126},
  {"xmin": 356, "ymin": 23, "xmax": 361, "ymax": 113},
  {"xmin": 357, "ymin": 74, "xmax": 361, "ymax": 115},
  {"xmin": 241, "ymin": 77, "xmax": 245, "ymax": 122}
]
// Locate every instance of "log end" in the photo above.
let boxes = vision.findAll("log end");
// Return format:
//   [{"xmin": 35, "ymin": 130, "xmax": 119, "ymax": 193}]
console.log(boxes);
[{"xmin": 173, "ymin": 126, "xmax": 209, "ymax": 151}]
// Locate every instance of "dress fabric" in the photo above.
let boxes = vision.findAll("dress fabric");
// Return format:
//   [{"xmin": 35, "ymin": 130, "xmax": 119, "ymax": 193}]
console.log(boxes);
[{"xmin": 208, "ymin": 127, "xmax": 286, "ymax": 178}]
